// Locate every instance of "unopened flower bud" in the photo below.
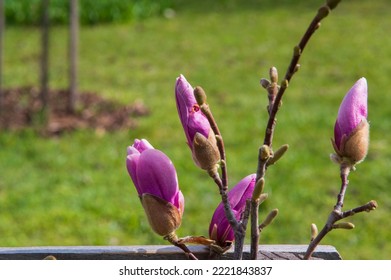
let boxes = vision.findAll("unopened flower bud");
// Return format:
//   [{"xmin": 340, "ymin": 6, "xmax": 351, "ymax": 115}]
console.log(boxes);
[
  {"xmin": 175, "ymin": 75, "xmax": 221, "ymax": 170},
  {"xmin": 126, "ymin": 139, "xmax": 185, "ymax": 236},
  {"xmin": 332, "ymin": 78, "xmax": 369, "ymax": 166},
  {"xmin": 209, "ymin": 174, "xmax": 256, "ymax": 247}
]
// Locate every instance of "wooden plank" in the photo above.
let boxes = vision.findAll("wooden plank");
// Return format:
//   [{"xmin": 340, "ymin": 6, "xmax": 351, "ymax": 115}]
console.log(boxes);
[{"xmin": 0, "ymin": 245, "xmax": 341, "ymax": 260}]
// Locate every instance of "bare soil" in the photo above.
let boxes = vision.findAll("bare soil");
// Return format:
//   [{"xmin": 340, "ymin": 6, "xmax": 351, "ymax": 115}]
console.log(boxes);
[{"xmin": 0, "ymin": 87, "xmax": 149, "ymax": 136}]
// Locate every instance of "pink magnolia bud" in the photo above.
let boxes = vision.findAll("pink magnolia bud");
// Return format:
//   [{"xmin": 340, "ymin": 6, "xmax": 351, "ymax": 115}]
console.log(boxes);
[
  {"xmin": 126, "ymin": 139, "xmax": 185, "ymax": 236},
  {"xmin": 332, "ymin": 78, "xmax": 369, "ymax": 165},
  {"xmin": 175, "ymin": 75, "xmax": 220, "ymax": 172},
  {"xmin": 209, "ymin": 174, "xmax": 256, "ymax": 247}
]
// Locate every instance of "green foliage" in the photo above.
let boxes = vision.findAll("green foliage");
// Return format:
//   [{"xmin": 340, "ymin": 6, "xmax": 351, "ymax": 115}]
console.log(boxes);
[
  {"xmin": 1, "ymin": 0, "xmax": 390, "ymax": 259},
  {"xmin": 4, "ymin": 0, "xmax": 173, "ymax": 25}
]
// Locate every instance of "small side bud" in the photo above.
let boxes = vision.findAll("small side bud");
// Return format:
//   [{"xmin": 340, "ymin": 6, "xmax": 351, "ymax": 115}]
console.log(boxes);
[
  {"xmin": 260, "ymin": 78, "xmax": 271, "ymax": 89},
  {"xmin": 194, "ymin": 86, "xmax": 207, "ymax": 105},
  {"xmin": 327, "ymin": 0, "xmax": 341, "ymax": 10},
  {"xmin": 252, "ymin": 178, "xmax": 265, "ymax": 201},
  {"xmin": 281, "ymin": 79, "xmax": 289, "ymax": 89},
  {"xmin": 310, "ymin": 223, "xmax": 318, "ymax": 241},
  {"xmin": 367, "ymin": 200, "xmax": 378, "ymax": 211},
  {"xmin": 294, "ymin": 45, "xmax": 301, "ymax": 56},
  {"xmin": 333, "ymin": 222, "xmax": 355, "ymax": 230},
  {"xmin": 317, "ymin": 5, "xmax": 330, "ymax": 20},
  {"xmin": 294, "ymin": 64, "xmax": 301, "ymax": 73},
  {"xmin": 259, "ymin": 209, "xmax": 279, "ymax": 229},
  {"xmin": 258, "ymin": 193, "xmax": 269, "ymax": 204},
  {"xmin": 270, "ymin": 67, "xmax": 278, "ymax": 83},
  {"xmin": 260, "ymin": 145, "xmax": 272, "ymax": 161},
  {"xmin": 267, "ymin": 144, "xmax": 289, "ymax": 166}
]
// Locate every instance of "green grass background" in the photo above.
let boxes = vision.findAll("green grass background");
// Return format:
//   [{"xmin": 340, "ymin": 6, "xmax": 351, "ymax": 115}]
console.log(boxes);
[{"xmin": 1, "ymin": 0, "xmax": 390, "ymax": 259}]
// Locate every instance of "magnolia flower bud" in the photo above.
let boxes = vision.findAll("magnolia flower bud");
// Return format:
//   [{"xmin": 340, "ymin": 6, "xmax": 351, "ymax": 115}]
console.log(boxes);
[
  {"xmin": 333, "ymin": 222, "xmax": 355, "ymax": 230},
  {"xmin": 126, "ymin": 139, "xmax": 184, "ymax": 236},
  {"xmin": 332, "ymin": 78, "xmax": 369, "ymax": 166},
  {"xmin": 260, "ymin": 209, "xmax": 279, "ymax": 229},
  {"xmin": 209, "ymin": 174, "xmax": 256, "ymax": 247},
  {"xmin": 175, "ymin": 74, "xmax": 220, "ymax": 171},
  {"xmin": 251, "ymin": 178, "xmax": 265, "ymax": 201}
]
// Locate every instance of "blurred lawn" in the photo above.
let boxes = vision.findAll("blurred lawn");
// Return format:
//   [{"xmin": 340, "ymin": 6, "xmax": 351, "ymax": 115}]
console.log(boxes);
[{"xmin": 1, "ymin": 0, "xmax": 390, "ymax": 259}]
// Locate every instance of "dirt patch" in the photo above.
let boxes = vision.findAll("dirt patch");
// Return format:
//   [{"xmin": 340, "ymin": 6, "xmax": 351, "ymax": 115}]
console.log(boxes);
[{"xmin": 0, "ymin": 87, "xmax": 149, "ymax": 136}]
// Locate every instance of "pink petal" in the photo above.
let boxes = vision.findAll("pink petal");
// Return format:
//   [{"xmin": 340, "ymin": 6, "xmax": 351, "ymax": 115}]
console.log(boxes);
[{"xmin": 136, "ymin": 149, "xmax": 179, "ymax": 205}]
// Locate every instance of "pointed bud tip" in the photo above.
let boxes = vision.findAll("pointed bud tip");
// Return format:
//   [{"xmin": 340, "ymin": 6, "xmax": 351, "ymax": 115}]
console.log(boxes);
[
  {"xmin": 270, "ymin": 67, "xmax": 278, "ymax": 83},
  {"xmin": 194, "ymin": 86, "xmax": 207, "ymax": 105},
  {"xmin": 261, "ymin": 208, "xmax": 278, "ymax": 228},
  {"xmin": 311, "ymin": 223, "xmax": 318, "ymax": 241}
]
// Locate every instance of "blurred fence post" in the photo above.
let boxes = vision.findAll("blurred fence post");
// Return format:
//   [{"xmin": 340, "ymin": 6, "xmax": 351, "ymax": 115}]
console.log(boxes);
[
  {"xmin": 68, "ymin": 0, "xmax": 78, "ymax": 113},
  {"xmin": 40, "ymin": 0, "xmax": 50, "ymax": 120},
  {"xmin": 0, "ymin": 0, "xmax": 4, "ymax": 113}
]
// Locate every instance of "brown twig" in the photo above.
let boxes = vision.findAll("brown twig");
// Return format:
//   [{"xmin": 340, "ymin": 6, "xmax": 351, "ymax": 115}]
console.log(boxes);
[
  {"xmin": 303, "ymin": 200, "xmax": 377, "ymax": 260},
  {"xmin": 251, "ymin": 0, "xmax": 342, "ymax": 260},
  {"xmin": 263, "ymin": 2, "xmax": 339, "ymax": 148},
  {"xmin": 164, "ymin": 232, "xmax": 198, "ymax": 260},
  {"xmin": 250, "ymin": 199, "xmax": 260, "ymax": 260},
  {"xmin": 195, "ymin": 86, "xmax": 245, "ymax": 259},
  {"xmin": 303, "ymin": 164, "xmax": 377, "ymax": 260}
]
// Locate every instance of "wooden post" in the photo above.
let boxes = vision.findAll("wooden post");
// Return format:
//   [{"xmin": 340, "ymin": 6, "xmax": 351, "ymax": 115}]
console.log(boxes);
[
  {"xmin": 0, "ymin": 0, "xmax": 4, "ymax": 112},
  {"xmin": 40, "ymin": 0, "xmax": 50, "ymax": 119},
  {"xmin": 68, "ymin": 0, "xmax": 78, "ymax": 113}
]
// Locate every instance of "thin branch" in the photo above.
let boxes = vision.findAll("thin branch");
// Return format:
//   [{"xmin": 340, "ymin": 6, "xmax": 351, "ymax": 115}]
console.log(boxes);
[
  {"xmin": 263, "ymin": 3, "xmax": 339, "ymax": 147},
  {"xmin": 334, "ymin": 164, "xmax": 350, "ymax": 211},
  {"xmin": 303, "ymin": 200, "xmax": 377, "ymax": 260},
  {"xmin": 164, "ymin": 233, "xmax": 198, "ymax": 260},
  {"xmin": 250, "ymin": 199, "xmax": 260, "ymax": 260},
  {"xmin": 231, "ymin": 199, "xmax": 250, "ymax": 260},
  {"xmin": 341, "ymin": 200, "xmax": 378, "ymax": 219},
  {"xmin": 252, "ymin": 0, "xmax": 342, "ymax": 261},
  {"xmin": 303, "ymin": 162, "xmax": 377, "ymax": 260},
  {"xmin": 195, "ymin": 87, "xmax": 245, "ymax": 259}
]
